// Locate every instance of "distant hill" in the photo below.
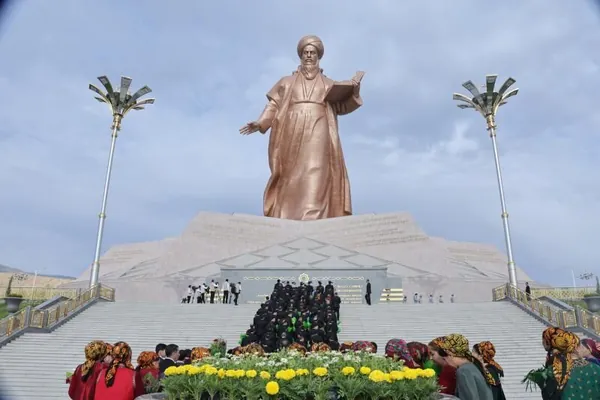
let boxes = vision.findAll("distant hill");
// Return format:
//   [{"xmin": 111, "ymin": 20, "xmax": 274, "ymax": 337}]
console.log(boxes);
[
  {"xmin": 0, "ymin": 263, "xmax": 75, "ymax": 279},
  {"xmin": 0, "ymin": 264, "xmax": 22, "ymax": 273}
]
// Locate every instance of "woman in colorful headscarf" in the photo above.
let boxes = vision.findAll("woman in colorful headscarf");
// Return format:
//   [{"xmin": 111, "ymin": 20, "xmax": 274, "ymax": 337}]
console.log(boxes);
[
  {"xmin": 526, "ymin": 327, "xmax": 600, "ymax": 399},
  {"xmin": 385, "ymin": 339, "xmax": 417, "ymax": 368},
  {"xmin": 340, "ymin": 341, "xmax": 354, "ymax": 353},
  {"xmin": 407, "ymin": 341, "xmax": 435, "ymax": 369},
  {"xmin": 288, "ymin": 342, "xmax": 307, "ymax": 355},
  {"xmin": 438, "ymin": 334, "xmax": 493, "ymax": 400},
  {"xmin": 352, "ymin": 340, "xmax": 377, "ymax": 353},
  {"xmin": 473, "ymin": 341, "xmax": 506, "ymax": 400},
  {"xmin": 94, "ymin": 341, "xmax": 136, "ymax": 400},
  {"xmin": 133, "ymin": 351, "xmax": 159, "ymax": 398},
  {"xmin": 68, "ymin": 340, "xmax": 107, "ymax": 400},
  {"xmin": 102, "ymin": 343, "xmax": 114, "ymax": 367},
  {"xmin": 428, "ymin": 337, "xmax": 456, "ymax": 395},
  {"xmin": 310, "ymin": 342, "xmax": 331, "ymax": 353},
  {"xmin": 579, "ymin": 338, "xmax": 600, "ymax": 366}
]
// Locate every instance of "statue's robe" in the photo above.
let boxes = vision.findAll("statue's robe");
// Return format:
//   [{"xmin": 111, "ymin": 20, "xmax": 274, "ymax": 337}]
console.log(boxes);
[{"xmin": 257, "ymin": 70, "xmax": 362, "ymax": 220}]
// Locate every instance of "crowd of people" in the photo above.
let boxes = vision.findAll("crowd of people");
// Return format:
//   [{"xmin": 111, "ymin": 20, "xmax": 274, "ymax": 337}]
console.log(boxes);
[
  {"xmin": 66, "ymin": 278, "xmax": 600, "ymax": 400},
  {"xmin": 240, "ymin": 279, "xmax": 342, "ymax": 352},
  {"xmin": 182, "ymin": 279, "xmax": 242, "ymax": 305}
]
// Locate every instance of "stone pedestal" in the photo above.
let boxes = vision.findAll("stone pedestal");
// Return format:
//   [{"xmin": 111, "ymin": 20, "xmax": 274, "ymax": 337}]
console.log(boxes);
[{"xmin": 221, "ymin": 266, "xmax": 388, "ymax": 304}]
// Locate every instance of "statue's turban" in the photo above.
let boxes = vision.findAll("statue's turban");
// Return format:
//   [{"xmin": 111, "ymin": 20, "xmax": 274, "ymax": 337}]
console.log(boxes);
[{"xmin": 297, "ymin": 35, "xmax": 324, "ymax": 59}]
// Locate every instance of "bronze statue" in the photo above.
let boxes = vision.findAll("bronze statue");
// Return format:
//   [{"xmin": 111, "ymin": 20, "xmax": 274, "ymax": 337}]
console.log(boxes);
[{"xmin": 240, "ymin": 35, "xmax": 364, "ymax": 221}]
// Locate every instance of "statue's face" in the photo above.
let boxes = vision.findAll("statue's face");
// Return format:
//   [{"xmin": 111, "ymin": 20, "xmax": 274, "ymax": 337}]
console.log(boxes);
[{"xmin": 301, "ymin": 45, "xmax": 319, "ymax": 66}]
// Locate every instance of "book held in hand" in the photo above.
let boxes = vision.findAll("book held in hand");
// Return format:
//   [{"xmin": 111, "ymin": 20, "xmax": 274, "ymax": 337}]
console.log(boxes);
[{"xmin": 325, "ymin": 71, "xmax": 365, "ymax": 103}]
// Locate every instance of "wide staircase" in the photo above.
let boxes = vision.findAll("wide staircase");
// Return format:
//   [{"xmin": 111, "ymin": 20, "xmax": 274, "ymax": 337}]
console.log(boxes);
[
  {"xmin": 0, "ymin": 301, "xmax": 546, "ymax": 399},
  {"xmin": 340, "ymin": 302, "xmax": 545, "ymax": 399},
  {"xmin": 0, "ymin": 302, "xmax": 255, "ymax": 399}
]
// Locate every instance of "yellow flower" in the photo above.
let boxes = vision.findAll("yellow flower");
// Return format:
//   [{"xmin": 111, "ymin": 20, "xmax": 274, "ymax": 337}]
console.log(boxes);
[
  {"xmin": 295, "ymin": 368, "xmax": 309, "ymax": 376},
  {"xmin": 224, "ymin": 369, "xmax": 236, "ymax": 378},
  {"xmin": 313, "ymin": 367, "xmax": 328, "ymax": 377},
  {"xmin": 187, "ymin": 366, "xmax": 202, "ymax": 375},
  {"xmin": 218, "ymin": 368, "xmax": 226, "ymax": 379},
  {"xmin": 164, "ymin": 366, "xmax": 177, "ymax": 376},
  {"xmin": 384, "ymin": 373, "xmax": 392, "ymax": 383},
  {"xmin": 260, "ymin": 371, "xmax": 271, "ymax": 380},
  {"xmin": 204, "ymin": 366, "xmax": 218, "ymax": 375},
  {"xmin": 341, "ymin": 366, "xmax": 356, "ymax": 376},
  {"xmin": 235, "ymin": 369, "xmax": 246, "ymax": 378},
  {"xmin": 246, "ymin": 369, "xmax": 258, "ymax": 378},
  {"xmin": 275, "ymin": 369, "xmax": 296, "ymax": 381},
  {"xmin": 359, "ymin": 366, "xmax": 371, "ymax": 375},
  {"xmin": 368, "ymin": 370, "xmax": 386, "ymax": 383},
  {"xmin": 403, "ymin": 369, "xmax": 418, "ymax": 380},
  {"xmin": 174, "ymin": 366, "xmax": 186, "ymax": 375},
  {"xmin": 265, "ymin": 381, "xmax": 280, "ymax": 395},
  {"xmin": 423, "ymin": 368, "xmax": 436, "ymax": 378},
  {"xmin": 390, "ymin": 370, "xmax": 405, "ymax": 381},
  {"xmin": 284, "ymin": 369, "xmax": 296, "ymax": 380}
]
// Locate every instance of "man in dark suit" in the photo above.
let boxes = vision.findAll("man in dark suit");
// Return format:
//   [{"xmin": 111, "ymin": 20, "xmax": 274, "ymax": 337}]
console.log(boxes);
[
  {"xmin": 365, "ymin": 279, "xmax": 372, "ymax": 306},
  {"xmin": 159, "ymin": 344, "xmax": 179, "ymax": 375}
]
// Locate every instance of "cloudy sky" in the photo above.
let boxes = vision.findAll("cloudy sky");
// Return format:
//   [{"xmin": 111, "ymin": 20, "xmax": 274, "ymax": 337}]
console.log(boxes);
[{"xmin": 0, "ymin": 0, "xmax": 598, "ymax": 286}]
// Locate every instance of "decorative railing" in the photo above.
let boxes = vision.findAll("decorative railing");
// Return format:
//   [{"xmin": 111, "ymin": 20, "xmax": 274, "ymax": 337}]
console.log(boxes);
[
  {"xmin": 0, "ymin": 284, "xmax": 114, "ymax": 340},
  {"xmin": 0, "ymin": 286, "xmax": 81, "ymax": 300},
  {"xmin": 530, "ymin": 286, "xmax": 596, "ymax": 300},
  {"xmin": 493, "ymin": 283, "xmax": 599, "ymax": 336}
]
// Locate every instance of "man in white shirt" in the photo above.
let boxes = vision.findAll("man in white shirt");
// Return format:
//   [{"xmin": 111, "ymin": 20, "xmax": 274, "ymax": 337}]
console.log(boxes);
[
  {"xmin": 210, "ymin": 281, "xmax": 219, "ymax": 304},
  {"xmin": 209, "ymin": 280, "xmax": 216, "ymax": 303},
  {"xmin": 200, "ymin": 283, "xmax": 208, "ymax": 303},
  {"xmin": 186, "ymin": 285, "xmax": 193, "ymax": 304},
  {"xmin": 195, "ymin": 286, "xmax": 203, "ymax": 304},
  {"xmin": 233, "ymin": 281, "xmax": 242, "ymax": 305},
  {"xmin": 222, "ymin": 279, "xmax": 231, "ymax": 304}
]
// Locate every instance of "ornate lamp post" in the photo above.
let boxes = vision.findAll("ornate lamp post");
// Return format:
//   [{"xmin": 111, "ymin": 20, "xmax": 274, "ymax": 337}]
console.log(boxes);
[
  {"xmin": 453, "ymin": 75, "xmax": 519, "ymax": 287},
  {"xmin": 88, "ymin": 76, "xmax": 155, "ymax": 288}
]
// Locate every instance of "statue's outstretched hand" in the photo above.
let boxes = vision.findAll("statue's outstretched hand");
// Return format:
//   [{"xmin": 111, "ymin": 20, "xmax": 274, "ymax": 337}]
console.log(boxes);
[{"xmin": 240, "ymin": 121, "xmax": 260, "ymax": 135}]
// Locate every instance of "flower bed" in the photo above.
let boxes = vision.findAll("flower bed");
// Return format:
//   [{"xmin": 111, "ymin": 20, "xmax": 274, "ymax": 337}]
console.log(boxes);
[{"xmin": 163, "ymin": 350, "xmax": 439, "ymax": 400}]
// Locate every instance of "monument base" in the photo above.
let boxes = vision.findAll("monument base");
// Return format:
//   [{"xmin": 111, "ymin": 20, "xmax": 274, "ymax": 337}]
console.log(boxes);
[{"xmin": 64, "ymin": 212, "xmax": 536, "ymax": 303}]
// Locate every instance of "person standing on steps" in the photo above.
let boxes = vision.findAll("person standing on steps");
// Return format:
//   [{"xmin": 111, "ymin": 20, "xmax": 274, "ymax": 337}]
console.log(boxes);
[
  {"xmin": 209, "ymin": 280, "xmax": 216, "ymax": 304},
  {"xmin": 194, "ymin": 286, "xmax": 202, "ymax": 304},
  {"xmin": 233, "ymin": 281, "xmax": 242, "ymax": 305},
  {"xmin": 222, "ymin": 279, "xmax": 230, "ymax": 304},
  {"xmin": 186, "ymin": 285, "xmax": 193, "ymax": 304},
  {"xmin": 365, "ymin": 279, "xmax": 372, "ymax": 305},
  {"xmin": 525, "ymin": 282, "xmax": 531, "ymax": 301}
]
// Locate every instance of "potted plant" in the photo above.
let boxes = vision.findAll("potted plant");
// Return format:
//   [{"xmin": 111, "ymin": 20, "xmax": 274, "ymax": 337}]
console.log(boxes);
[
  {"xmin": 3, "ymin": 275, "xmax": 25, "ymax": 313},
  {"xmin": 582, "ymin": 276, "xmax": 600, "ymax": 312}
]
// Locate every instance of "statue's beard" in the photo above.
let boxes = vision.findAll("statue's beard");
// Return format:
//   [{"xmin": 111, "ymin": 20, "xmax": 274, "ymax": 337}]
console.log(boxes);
[{"xmin": 300, "ymin": 63, "xmax": 320, "ymax": 80}]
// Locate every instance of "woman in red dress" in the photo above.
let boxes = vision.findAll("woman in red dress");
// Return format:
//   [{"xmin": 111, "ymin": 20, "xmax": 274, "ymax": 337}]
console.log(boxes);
[
  {"xmin": 429, "ymin": 337, "xmax": 457, "ymax": 395},
  {"xmin": 134, "ymin": 351, "xmax": 160, "ymax": 398},
  {"xmin": 68, "ymin": 340, "xmax": 107, "ymax": 400},
  {"xmin": 95, "ymin": 341, "xmax": 136, "ymax": 400}
]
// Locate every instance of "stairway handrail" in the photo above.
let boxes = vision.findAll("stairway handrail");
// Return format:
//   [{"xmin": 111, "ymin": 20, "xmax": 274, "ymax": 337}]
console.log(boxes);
[
  {"xmin": 0, "ymin": 284, "xmax": 115, "ymax": 342},
  {"xmin": 492, "ymin": 283, "xmax": 600, "ymax": 337}
]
